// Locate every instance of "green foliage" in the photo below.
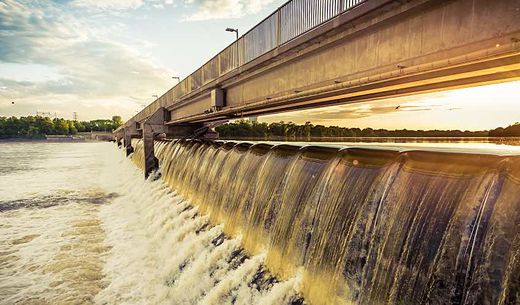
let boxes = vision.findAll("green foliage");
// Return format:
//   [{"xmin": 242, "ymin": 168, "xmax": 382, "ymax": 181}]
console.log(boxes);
[
  {"xmin": 112, "ymin": 116, "xmax": 123, "ymax": 126},
  {"xmin": 216, "ymin": 120, "xmax": 520, "ymax": 139},
  {"xmin": 0, "ymin": 115, "xmax": 124, "ymax": 139}
]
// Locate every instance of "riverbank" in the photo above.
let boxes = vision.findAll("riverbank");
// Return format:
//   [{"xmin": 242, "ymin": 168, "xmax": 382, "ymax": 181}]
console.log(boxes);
[
  {"xmin": 0, "ymin": 137, "xmax": 111, "ymax": 143},
  {"xmin": 1, "ymin": 132, "xmax": 115, "ymax": 143}
]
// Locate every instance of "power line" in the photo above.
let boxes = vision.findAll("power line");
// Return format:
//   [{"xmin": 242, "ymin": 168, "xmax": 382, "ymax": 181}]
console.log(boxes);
[{"xmin": 35, "ymin": 111, "xmax": 57, "ymax": 119}]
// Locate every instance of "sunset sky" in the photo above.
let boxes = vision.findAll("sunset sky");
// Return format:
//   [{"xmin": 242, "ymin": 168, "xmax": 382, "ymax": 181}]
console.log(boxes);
[
  {"xmin": 0, "ymin": 0, "xmax": 519, "ymax": 130},
  {"xmin": 261, "ymin": 81, "xmax": 520, "ymax": 131}
]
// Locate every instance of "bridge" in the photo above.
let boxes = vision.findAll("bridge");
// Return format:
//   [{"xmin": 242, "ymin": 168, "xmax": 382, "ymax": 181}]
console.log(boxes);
[{"xmin": 115, "ymin": 0, "xmax": 520, "ymax": 177}]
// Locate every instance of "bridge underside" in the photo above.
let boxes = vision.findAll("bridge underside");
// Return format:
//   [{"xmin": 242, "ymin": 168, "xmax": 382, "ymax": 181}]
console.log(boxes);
[
  {"xmin": 162, "ymin": 0, "xmax": 520, "ymax": 125},
  {"xmin": 175, "ymin": 52, "xmax": 520, "ymax": 124}
]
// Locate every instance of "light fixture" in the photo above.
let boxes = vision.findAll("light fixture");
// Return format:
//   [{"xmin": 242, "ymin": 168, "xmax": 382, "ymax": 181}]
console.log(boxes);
[{"xmin": 225, "ymin": 28, "xmax": 239, "ymax": 40}]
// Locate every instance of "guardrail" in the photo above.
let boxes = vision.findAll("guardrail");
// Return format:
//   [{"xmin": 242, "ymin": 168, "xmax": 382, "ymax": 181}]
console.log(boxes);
[{"xmin": 132, "ymin": 0, "xmax": 366, "ymax": 124}]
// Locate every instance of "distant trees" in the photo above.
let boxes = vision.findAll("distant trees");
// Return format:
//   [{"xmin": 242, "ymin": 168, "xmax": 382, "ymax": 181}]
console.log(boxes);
[
  {"xmin": 0, "ymin": 116, "xmax": 123, "ymax": 139},
  {"xmin": 216, "ymin": 120, "xmax": 520, "ymax": 139},
  {"xmin": 5, "ymin": 117, "xmax": 517, "ymax": 140},
  {"xmin": 489, "ymin": 123, "xmax": 520, "ymax": 137}
]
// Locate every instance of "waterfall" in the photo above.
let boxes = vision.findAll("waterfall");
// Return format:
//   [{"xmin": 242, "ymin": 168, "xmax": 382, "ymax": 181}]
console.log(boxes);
[
  {"xmin": 130, "ymin": 139, "xmax": 520, "ymax": 305},
  {"xmin": 97, "ymin": 144, "xmax": 303, "ymax": 305}
]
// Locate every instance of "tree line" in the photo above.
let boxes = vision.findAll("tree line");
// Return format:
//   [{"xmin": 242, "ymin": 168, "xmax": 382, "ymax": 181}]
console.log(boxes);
[
  {"xmin": 0, "ymin": 115, "xmax": 123, "ymax": 139},
  {"xmin": 3, "ymin": 116, "xmax": 518, "ymax": 140},
  {"xmin": 216, "ymin": 120, "xmax": 520, "ymax": 139}
]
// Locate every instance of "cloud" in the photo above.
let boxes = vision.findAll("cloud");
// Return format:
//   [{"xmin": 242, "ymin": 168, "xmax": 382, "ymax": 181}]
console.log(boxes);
[
  {"xmin": 65, "ymin": 0, "xmax": 276, "ymax": 21},
  {"xmin": 69, "ymin": 0, "xmax": 145, "ymax": 10},
  {"xmin": 184, "ymin": 0, "xmax": 276, "ymax": 21},
  {"xmin": 66, "ymin": 0, "xmax": 183, "ymax": 13},
  {"xmin": 0, "ymin": 0, "xmax": 172, "ymax": 120}
]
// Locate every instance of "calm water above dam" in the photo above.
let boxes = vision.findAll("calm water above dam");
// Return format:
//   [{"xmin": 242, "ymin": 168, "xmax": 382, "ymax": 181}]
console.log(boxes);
[{"xmin": 1, "ymin": 141, "xmax": 519, "ymax": 305}]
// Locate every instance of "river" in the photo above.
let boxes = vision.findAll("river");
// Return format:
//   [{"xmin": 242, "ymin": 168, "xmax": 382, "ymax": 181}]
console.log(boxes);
[
  {"xmin": 0, "ymin": 142, "xmax": 300, "ymax": 305},
  {"xmin": 1, "ymin": 140, "xmax": 519, "ymax": 305}
]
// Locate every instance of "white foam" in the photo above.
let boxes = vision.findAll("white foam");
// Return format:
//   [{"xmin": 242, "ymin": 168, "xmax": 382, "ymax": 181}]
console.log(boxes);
[{"xmin": 0, "ymin": 142, "xmax": 301, "ymax": 305}]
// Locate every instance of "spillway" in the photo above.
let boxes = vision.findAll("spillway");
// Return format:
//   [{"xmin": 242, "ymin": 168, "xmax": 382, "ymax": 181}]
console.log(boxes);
[{"xmin": 130, "ymin": 139, "xmax": 520, "ymax": 305}]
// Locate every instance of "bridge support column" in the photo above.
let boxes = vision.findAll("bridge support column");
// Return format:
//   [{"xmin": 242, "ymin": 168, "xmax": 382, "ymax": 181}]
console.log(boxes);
[
  {"xmin": 114, "ymin": 130, "xmax": 124, "ymax": 147},
  {"xmin": 141, "ymin": 108, "xmax": 220, "ymax": 178},
  {"xmin": 124, "ymin": 124, "xmax": 139, "ymax": 156},
  {"xmin": 143, "ymin": 107, "xmax": 170, "ymax": 179}
]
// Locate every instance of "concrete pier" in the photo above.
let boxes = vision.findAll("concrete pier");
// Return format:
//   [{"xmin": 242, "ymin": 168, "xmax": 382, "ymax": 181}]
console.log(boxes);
[{"xmin": 124, "ymin": 123, "xmax": 139, "ymax": 157}]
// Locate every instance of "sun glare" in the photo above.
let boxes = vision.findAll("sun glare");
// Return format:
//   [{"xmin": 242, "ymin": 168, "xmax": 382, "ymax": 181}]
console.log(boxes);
[{"xmin": 260, "ymin": 80, "xmax": 520, "ymax": 131}]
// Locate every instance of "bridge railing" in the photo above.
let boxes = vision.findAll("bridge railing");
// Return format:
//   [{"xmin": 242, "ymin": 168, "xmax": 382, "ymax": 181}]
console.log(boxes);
[{"xmin": 132, "ymin": 0, "xmax": 366, "ymax": 124}]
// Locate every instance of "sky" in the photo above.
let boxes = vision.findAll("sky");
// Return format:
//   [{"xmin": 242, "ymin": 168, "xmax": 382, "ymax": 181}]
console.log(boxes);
[
  {"xmin": 261, "ymin": 81, "xmax": 520, "ymax": 131},
  {"xmin": 0, "ymin": 0, "xmax": 286, "ymax": 121},
  {"xmin": 0, "ymin": 0, "xmax": 519, "ymax": 130}
]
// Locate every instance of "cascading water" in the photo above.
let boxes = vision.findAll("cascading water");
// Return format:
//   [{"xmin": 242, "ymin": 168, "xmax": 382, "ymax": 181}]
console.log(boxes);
[{"xmin": 130, "ymin": 139, "xmax": 520, "ymax": 305}]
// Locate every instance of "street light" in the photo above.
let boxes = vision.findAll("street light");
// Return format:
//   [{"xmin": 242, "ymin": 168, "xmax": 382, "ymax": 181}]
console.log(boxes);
[
  {"xmin": 226, "ymin": 28, "xmax": 240, "ymax": 68},
  {"xmin": 152, "ymin": 95, "xmax": 159, "ymax": 99},
  {"xmin": 225, "ymin": 28, "xmax": 239, "ymax": 40},
  {"xmin": 172, "ymin": 76, "xmax": 180, "ymax": 83}
]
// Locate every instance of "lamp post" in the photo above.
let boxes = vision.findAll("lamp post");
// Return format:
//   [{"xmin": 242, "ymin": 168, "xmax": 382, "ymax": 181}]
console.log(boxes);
[
  {"xmin": 226, "ymin": 28, "xmax": 239, "ymax": 68},
  {"xmin": 152, "ymin": 95, "xmax": 159, "ymax": 99},
  {"xmin": 172, "ymin": 76, "xmax": 180, "ymax": 83},
  {"xmin": 225, "ymin": 28, "xmax": 239, "ymax": 40}
]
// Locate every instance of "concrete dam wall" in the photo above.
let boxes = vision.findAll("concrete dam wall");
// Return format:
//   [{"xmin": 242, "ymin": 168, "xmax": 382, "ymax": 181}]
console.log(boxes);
[{"xmin": 129, "ymin": 139, "xmax": 520, "ymax": 305}]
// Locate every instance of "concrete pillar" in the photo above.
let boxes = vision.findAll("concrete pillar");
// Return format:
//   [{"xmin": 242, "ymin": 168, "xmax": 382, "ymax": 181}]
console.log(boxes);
[
  {"xmin": 124, "ymin": 123, "xmax": 139, "ymax": 156},
  {"xmin": 141, "ymin": 108, "xmax": 220, "ymax": 179},
  {"xmin": 143, "ymin": 107, "xmax": 169, "ymax": 179},
  {"xmin": 143, "ymin": 124, "xmax": 159, "ymax": 179},
  {"xmin": 114, "ymin": 130, "xmax": 124, "ymax": 147}
]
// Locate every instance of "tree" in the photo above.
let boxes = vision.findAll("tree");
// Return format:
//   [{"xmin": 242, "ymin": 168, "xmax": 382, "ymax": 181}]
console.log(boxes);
[
  {"xmin": 68, "ymin": 121, "xmax": 78, "ymax": 135},
  {"xmin": 53, "ymin": 118, "xmax": 69, "ymax": 135},
  {"xmin": 74, "ymin": 121, "xmax": 86, "ymax": 132},
  {"xmin": 503, "ymin": 123, "xmax": 520, "ymax": 136},
  {"xmin": 0, "ymin": 115, "xmax": 125, "ymax": 139},
  {"xmin": 214, "ymin": 120, "xmax": 496, "ymax": 140},
  {"xmin": 112, "ymin": 116, "xmax": 123, "ymax": 127}
]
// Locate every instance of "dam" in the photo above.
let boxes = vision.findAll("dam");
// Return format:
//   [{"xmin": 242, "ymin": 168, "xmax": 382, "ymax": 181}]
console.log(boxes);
[
  {"xmin": 107, "ymin": 0, "xmax": 520, "ymax": 302},
  {"xmin": 1, "ymin": 0, "xmax": 519, "ymax": 304},
  {"xmin": 126, "ymin": 139, "xmax": 520, "ymax": 305}
]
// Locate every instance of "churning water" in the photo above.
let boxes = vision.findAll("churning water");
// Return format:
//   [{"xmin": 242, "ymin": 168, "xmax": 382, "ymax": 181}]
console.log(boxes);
[
  {"xmin": 1, "ymin": 140, "xmax": 519, "ymax": 305},
  {"xmin": 132, "ymin": 139, "xmax": 520, "ymax": 305},
  {"xmin": 0, "ymin": 142, "xmax": 301, "ymax": 305}
]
